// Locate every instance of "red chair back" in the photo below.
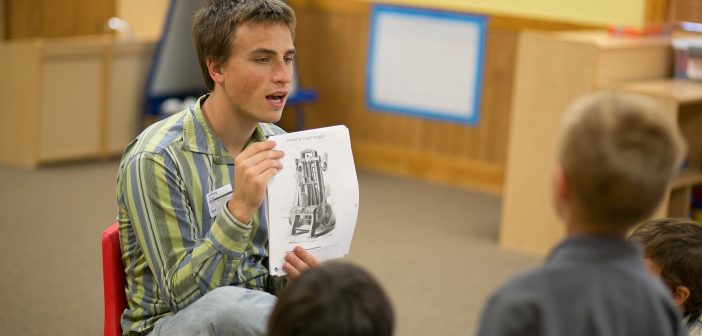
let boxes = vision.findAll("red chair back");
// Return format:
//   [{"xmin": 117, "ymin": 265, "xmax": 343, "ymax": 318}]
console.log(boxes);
[{"xmin": 102, "ymin": 222, "xmax": 126, "ymax": 336}]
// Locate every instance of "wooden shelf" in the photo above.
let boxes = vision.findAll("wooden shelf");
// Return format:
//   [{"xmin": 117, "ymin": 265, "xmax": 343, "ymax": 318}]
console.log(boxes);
[
  {"xmin": 599, "ymin": 79, "xmax": 702, "ymax": 105},
  {"xmin": 501, "ymin": 30, "xmax": 702, "ymax": 256},
  {"xmin": 672, "ymin": 170, "xmax": 702, "ymax": 190}
]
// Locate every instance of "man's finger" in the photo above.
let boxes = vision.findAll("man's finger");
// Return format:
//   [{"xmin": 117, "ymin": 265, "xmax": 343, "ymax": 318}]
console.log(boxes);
[
  {"xmin": 236, "ymin": 141, "xmax": 278, "ymax": 163},
  {"xmin": 294, "ymin": 246, "xmax": 320, "ymax": 267},
  {"xmin": 255, "ymin": 167, "xmax": 280, "ymax": 185},
  {"xmin": 285, "ymin": 250, "xmax": 311, "ymax": 273},
  {"xmin": 283, "ymin": 262, "xmax": 300, "ymax": 279}
]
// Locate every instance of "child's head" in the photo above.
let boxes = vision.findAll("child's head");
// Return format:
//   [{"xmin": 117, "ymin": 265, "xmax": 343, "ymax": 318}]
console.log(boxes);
[
  {"xmin": 268, "ymin": 262, "xmax": 395, "ymax": 336},
  {"xmin": 554, "ymin": 91, "xmax": 685, "ymax": 234},
  {"xmin": 629, "ymin": 218, "xmax": 702, "ymax": 323}
]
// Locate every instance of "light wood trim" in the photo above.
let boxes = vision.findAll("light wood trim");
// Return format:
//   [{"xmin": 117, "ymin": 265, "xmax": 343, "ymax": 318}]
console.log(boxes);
[
  {"xmin": 645, "ymin": 0, "xmax": 669, "ymax": 23},
  {"xmin": 353, "ymin": 141, "xmax": 504, "ymax": 194},
  {"xmin": 668, "ymin": 186, "xmax": 692, "ymax": 217},
  {"xmin": 5, "ymin": 0, "xmax": 116, "ymax": 39},
  {"xmin": 599, "ymin": 79, "xmax": 702, "ymax": 104},
  {"xmin": 488, "ymin": 16, "xmax": 599, "ymax": 31},
  {"xmin": 542, "ymin": 30, "xmax": 671, "ymax": 48},
  {"xmin": 672, "ymin": 170, "xmax": 702, "ymax": 189},
  {"xmin": 289, "ymin": 0, "xmax": 370, "ymax": 16}
]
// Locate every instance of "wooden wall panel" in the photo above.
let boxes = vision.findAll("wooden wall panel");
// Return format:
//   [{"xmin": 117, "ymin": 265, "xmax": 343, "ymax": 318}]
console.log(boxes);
[
  {"xmin": 116, "ymin": 0, "xmax": 169, "ymax": 39},
  {"xmin": 668, "ymin": 0, "xmax": 702, "ymax": 24},
  {"xmin": 645, "ymin": 0, "xmax": 669, "ymax": 23},
  {"xmin": 5, "ymin": 0, "xmax": 115, "ymax": 39},
  {"xmin": 0, "ymin": 40, "xmax": 41, "ymax": 168},
  {"xmin": 1, "ymin": 0, "xmax": 5, "ymax": 39},
  {"xmin": 289, "ymin": 0, "xmax": 594, "ymax": 193}
]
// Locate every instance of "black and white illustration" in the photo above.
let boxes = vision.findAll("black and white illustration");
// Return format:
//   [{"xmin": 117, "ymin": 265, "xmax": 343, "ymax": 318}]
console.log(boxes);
[
  {"xmin": 267, "ymin": 126, "xmax": 359, "ymax": 276},
  {"xmin": 289, "ymin": 149, "xmax": 336, "ymax": 238}
]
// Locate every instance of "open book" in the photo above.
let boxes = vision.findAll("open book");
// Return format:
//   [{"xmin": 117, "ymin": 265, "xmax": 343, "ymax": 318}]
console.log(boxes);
[{"xmin": 266, "ymin": 125, "xmax": 359, "ymax": 276}]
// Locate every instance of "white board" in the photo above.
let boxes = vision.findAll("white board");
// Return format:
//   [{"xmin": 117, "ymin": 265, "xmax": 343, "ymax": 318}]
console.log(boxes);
[{"xmin": 367, "ymin": 5, "xmax": 487, "ymax": 125}]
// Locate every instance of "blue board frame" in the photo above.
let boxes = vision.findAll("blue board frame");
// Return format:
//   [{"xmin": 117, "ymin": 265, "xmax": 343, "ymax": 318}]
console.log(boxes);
[{"xmin": 366, "ymin": 5, "xmax": 487, "ymax": 125}]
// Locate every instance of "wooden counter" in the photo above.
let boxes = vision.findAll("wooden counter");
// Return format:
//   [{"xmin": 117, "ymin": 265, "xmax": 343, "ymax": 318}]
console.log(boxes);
[{"xmin": 0, "ymin": 36, "xmax": 155, "ymax": 168}]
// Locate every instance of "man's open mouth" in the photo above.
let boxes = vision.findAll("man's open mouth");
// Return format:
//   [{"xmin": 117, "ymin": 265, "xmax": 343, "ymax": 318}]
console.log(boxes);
[{"xmin": 266, "ymin": 94, "xmax": 286, "ymax": 104}]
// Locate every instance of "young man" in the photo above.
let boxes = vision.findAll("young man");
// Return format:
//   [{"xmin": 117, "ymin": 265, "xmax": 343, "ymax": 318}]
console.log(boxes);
[
  {"xmin": 477, "ymin": 91, "xmax": 687, "ymax": 336},
  {"xmin": 115, "ymin": 1, "xmax": 318, "ymax": 335},
  {"xmin": 630, "ymin": 218, "xmax": 702, "ymax": 335},
  {"xmin": 267, "ymin": 262, "xmax": 395, "ymax": 336}
]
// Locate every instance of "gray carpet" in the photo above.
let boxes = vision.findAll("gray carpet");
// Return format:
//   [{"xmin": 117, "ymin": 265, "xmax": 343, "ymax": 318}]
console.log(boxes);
[{"xmin": 0, "ymin": 161, "xmax": 539, "ymax": 336}]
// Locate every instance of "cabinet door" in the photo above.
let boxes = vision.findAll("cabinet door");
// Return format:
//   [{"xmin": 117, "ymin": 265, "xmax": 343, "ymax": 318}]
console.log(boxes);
[
  {"xmin": 39, "ymin": 49, "xmax": 103, "ymax": 162},
  {"xmin": 106, "ymin": 42, "xmax": 154, "ymax": 155}
]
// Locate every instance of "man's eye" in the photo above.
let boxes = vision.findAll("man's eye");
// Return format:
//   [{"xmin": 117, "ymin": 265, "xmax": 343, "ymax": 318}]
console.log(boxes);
[
  {"xmin": 255, "ymin": 58, "xmax": 270, "ymax": 64},
  {"xmin": 284, "ymin": 56, "xmax": 295, "ymax": 64}
]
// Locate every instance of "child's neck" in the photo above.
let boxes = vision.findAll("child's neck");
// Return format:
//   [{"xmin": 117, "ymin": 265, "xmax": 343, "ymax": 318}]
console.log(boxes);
[{"xmin": 565, "ymin": 218, "xmax": 628, "ymax": 239}]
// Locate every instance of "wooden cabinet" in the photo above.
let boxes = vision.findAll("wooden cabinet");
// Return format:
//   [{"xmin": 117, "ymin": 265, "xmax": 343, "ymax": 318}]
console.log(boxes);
[
  {"xmin": 38, "ymin": 39, "xmax": 104, "ymax": 162},
  {"xmin": 0, "ymin": 36, "xmax": 154, "ymax": 168},
  {"xmin": 500, "ymin": 30, "xmax": 702, "ymax": 256}
]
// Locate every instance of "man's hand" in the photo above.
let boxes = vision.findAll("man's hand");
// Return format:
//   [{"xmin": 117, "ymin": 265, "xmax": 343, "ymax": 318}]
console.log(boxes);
[
  {"xmin": 228, "ymin": 141, "xmax": 284, "ymax": 223},
  {"xmin": 283, "ymin": 246, "xmax": 320, "ymax": 280}
]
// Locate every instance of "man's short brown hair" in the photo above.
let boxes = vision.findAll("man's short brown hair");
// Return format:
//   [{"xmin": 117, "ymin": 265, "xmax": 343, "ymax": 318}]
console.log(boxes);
[
  {"xmin": 558, "ymin": 91, "xmax": 686, "ymax": 231},
  {"xmin": 629, "ymin": 218, "xmax": 702, "ymax": 324},
  {"xmin": 192, "ymin": 0, "xmax": 296, "ymax": 91}
]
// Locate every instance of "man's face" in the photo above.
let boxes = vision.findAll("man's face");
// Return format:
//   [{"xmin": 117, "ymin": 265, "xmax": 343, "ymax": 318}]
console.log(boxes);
[{"xmin": 217, "ymin": 22, "xmax": 295, "ymax": 124}]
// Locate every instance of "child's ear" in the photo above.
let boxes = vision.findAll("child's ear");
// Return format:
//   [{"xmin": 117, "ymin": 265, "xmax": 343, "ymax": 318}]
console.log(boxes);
[
  {"xmin": 551, "ymin": 164, "xmax": 569, "ymax": 219},
  {"xmin": 673, "ymin": 285, "xmax": 691, "ymax": 309}
]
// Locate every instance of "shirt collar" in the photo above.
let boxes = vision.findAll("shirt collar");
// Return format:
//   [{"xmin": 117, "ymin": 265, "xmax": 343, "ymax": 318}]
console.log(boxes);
[
  {"xmin": 182, "ymin": 94, "xmax": 268, "ymax": 165},
  {"xmin": 546, "ymin": 234, "xmax": 643, "ymax": 266}
]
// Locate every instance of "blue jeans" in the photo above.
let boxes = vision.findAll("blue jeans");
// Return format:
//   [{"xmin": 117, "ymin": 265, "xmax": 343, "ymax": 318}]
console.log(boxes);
[{"xmin": 148, "ymin": 286, "xmax": 277, "ymax": 336}]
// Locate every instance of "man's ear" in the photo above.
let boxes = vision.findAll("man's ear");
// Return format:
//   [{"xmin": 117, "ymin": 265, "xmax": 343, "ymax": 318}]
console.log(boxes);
[
  {"xmin": 206, "ymin": 57, "xmax": 224, "ymax": 85},
  {"xmin": 673, "ymin": 285, "xmax": 691, "ymax": 310}
]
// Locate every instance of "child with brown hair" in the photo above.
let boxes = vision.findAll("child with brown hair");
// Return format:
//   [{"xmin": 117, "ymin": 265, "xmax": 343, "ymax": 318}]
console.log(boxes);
[
  {"xmin": 268, "ymin": 261, "xmax": 395, "ymax": 336},
  {"xmin": 630, "ymin": 218, "xmax": 702, "ymax": 335}
]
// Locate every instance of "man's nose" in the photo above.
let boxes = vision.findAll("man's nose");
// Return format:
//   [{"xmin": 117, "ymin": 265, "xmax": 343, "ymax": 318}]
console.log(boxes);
[{"xmin": 273, "ymin": 61, "xmax": 292, "ymax": 84}]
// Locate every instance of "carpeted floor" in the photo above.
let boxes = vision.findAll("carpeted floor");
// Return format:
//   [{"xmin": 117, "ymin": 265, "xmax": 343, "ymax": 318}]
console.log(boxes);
[{"xmin": 0, "ymin": 160, "xmax": 539, "ymax": 336}]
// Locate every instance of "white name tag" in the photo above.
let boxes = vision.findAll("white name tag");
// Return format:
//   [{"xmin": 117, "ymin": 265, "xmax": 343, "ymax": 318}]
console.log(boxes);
[{"xmin": 206, "ymin": 184, "xmax": 233, "ymax": 218}]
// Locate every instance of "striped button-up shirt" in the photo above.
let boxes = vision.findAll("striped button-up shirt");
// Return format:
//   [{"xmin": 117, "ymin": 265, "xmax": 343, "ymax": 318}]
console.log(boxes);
[{"xmin": 116, "ymin": 95, "xmax": 286, "ymax": 335}]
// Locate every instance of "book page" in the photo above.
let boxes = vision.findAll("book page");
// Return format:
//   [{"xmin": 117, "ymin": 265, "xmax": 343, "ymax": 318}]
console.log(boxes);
[{"xmin": 267, "ymin": 125, "xmax": 359, "ymax": 275}]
